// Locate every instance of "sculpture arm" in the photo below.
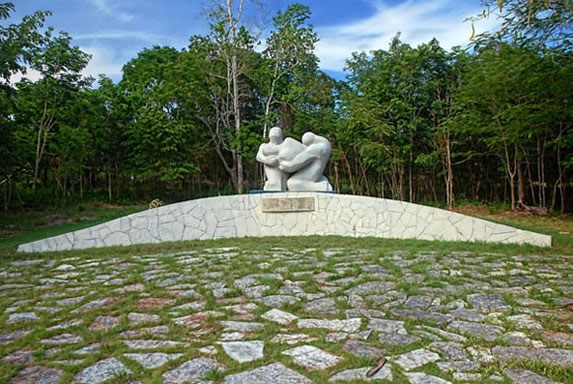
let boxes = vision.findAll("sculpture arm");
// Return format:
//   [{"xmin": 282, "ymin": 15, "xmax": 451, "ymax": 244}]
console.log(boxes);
[
  {"xmin": 256, "ymin": 146, "xmax": 279, "ymax": 167},
  {"xmin": 279, "ymin": 150, "xmax": 317, "ymax": 173}
]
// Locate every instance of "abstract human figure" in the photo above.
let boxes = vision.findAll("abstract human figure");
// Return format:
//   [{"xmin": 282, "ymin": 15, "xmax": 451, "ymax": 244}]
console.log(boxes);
[
  {"xmin": 279, "ymin": 132, "xmax": 333, "ymax": 192},
  {"xmin": 256, "ymin": 127, "xmax": 305, "ymax": 191}
]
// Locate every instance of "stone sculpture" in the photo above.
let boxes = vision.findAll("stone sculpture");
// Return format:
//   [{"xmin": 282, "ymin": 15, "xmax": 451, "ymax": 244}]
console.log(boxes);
[{"xmin": 256, "ymin": 127, "xmax": 333, "ymax": 192}]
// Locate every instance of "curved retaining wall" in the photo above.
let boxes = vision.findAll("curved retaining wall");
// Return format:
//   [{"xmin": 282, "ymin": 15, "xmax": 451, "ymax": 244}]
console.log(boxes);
[{"xmin": 17, "ymin": 193, "xmax": 551, "ymax": 252}]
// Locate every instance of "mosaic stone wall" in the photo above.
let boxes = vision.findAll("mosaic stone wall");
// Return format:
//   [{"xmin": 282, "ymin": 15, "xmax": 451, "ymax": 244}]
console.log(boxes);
[{"xmin": 17, "ymin": 193, "xmax": 551, "ymax": 252}]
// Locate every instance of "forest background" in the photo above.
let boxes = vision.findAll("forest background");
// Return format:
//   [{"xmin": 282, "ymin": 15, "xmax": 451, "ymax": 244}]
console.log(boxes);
[{"xmin": 1, "ymin": 0, "xmax": 572, "ymax": 214}]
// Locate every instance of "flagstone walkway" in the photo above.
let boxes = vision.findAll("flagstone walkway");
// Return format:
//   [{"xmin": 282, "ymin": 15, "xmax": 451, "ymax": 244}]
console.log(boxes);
[{"xmin": 1, "ymin": 247, "xmax": 572, "ymax": 383}]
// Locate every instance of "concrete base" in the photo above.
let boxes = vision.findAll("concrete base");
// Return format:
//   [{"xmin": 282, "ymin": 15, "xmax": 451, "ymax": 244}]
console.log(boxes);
[{"xmin": 17, "ymin": 193, "xmax": 551, "ymax": 253}]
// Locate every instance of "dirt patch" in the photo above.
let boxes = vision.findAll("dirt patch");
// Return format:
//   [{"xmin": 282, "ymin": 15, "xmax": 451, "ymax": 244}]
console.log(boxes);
[
  {"xmin": 136, "ymin": 298, "xmax": 176, "ymax": 311},
  {"xmin": 44, "ymin": 215, "xmax": 75, "ymax": 226},
  {"xmin": 43, "ymin": 214, "xmax": 97, "ymax": 227}
]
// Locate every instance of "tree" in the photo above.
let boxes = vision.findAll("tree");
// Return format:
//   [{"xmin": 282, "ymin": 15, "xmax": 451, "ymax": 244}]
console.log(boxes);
[
  {"xmin": 186, "ymin": 1, "xmax": 262, "ymax": 193},
  {"xmin": 90, "ymin": 76, "xmax": 131, "ymax": 200},
  {"xmin": 473, "ymin": 0, "xmax": 573, "ymax": 51},
  {"xmin": 260, "ymin": 3, "xmax": 318, "ymax": 137},
  {"xmin": 0, "ymin": 2, "xmax": 51, "ymax": 209},
  {"xmin": 15, "ymin": 30, "xmax": 91, "ymax": 191},
  {"xmin": 120, "ymin": 46, "xmax": 199, "ymax": 187}
]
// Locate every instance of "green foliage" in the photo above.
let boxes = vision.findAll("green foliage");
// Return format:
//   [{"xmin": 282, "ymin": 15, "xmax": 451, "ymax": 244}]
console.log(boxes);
[{"xmin": 0, "ymin": 1, "xmax": 572, "ymax": 214}]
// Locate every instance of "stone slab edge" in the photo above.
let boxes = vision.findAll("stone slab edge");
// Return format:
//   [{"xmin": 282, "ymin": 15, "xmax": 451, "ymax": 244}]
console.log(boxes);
[{"xmin": 17, "ymin": 193, "xmax": 551, "ymax": 252}]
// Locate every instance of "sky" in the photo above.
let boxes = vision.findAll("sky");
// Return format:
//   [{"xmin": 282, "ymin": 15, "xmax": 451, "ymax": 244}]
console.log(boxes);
[{"xmin": 8, "ymin": 0, "xmax": 499, "ymax": 83}]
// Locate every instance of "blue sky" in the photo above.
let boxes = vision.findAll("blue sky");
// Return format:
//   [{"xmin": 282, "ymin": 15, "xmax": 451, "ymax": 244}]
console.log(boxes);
[{"xmin": 10, "ymin": 0, "xmax": 498, "ymax": 82}]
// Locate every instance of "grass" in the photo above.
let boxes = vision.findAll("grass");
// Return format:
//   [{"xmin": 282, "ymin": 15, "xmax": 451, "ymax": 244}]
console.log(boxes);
[
  {"xmin": 0, "ymin": 203, "xmax": 146, "ymax": 253},
  {"xmin": 0, "ymin": 201, "xmax": 572, "ymax": 259},
  {"xmin": 1, "ymin": 203, "xmax": 573, "ymax": 383}
]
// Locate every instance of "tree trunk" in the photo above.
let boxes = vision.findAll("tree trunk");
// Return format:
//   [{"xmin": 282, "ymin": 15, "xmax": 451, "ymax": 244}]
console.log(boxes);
[
  {"xmin": 517, "ymin": 161, "xmax": 525, "ymax": 205},
  {"xmin": 444, "ymin": 132, "xmax": 454, "ymax": 210}
]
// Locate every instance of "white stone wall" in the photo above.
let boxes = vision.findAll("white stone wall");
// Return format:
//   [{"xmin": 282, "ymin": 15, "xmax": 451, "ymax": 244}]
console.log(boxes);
[{"xmin": 17, "ymin": 193, "xmax": 551, "ymax": 253}]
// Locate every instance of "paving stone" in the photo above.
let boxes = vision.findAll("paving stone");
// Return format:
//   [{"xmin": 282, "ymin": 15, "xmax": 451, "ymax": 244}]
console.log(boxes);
[
  {"xmin": 298, "ymin": 318, "xmax": 362, "ymax": 333},
  {"xmin": 437, "ymin": 360, "xmax": 481, "ymax": 373},
  {"xmin": 124, "ymin": 353, "xmax": 183, "ymax": 369},
  {"xmin": 2, "ymin": 349, "xmax": 34, "ymax": 365},
  {"xmin": 504, "ymin": 368, "xmax": 562, "ymax": 384},
  {"xmin": 54, "ymin": 264, "xmax": 76, "ymax": 271},
  {"xmin": 467, "ymin": 293, "xmax": 510, "ymax": 313},
  {"xmin": 379, "ymin": 333, "xmax": 421, "ymax": 346},
  {"xmin": 345, "ymin": 281, "xmax": 395, "ymax": 296},
  {"xmin": 370, "ymin": 313, "xmax": 408, "ymax": 330},
  {"xmin": 493, "ymin": 346, "xmax": 573, "ymax": 367},
  {"xmin": 242, "ymin": 285, "xmax": 268, "ymax": 298},
  {"xmin": 115, "ymin": 283, "xmax": 145, "ymax": 292},
  {"xmin": 303, "ymin": 297, "xmax": 338, "ymax": 317},
  {"xmin": 346, "ymin": 308, "xmax": 386, "ymax": 319},
  {"xmin": 428, "ymin": 342, "xmax": 468, "ymax": 360},
  {"xmin": 404, "ymin": 295, "xmax": 433, "ymax": 309},
  {"xmin": 342, "ymin": 339, "xmax": 385, "ymax": 358},
  {"xmin": 5, "ymin": 247, "xmax": 573, "ymax": 383},
  {"xmin": 448, "ymin": 320, "xmax": 504, "ymax": 341},
  {"xmin": 6, "ymin": 312, "xmax": 39, "ymax": 324},
  {"xmin": 326, "ymin": 332, "xmax": 348, "ymax": 342},
  {"xmin": 392, "ymin": 308, "xmax": 453, "ymax": 325},
  {"xmin": 261, "ymin": 308, "xmax": 298, "ymax": 325},
  {"xmin": 226, "ymin": 302, "xmax": 258, "ymax": 316},
  {"xmin": 224, "ymin": 362, "xmax": 311, "ymax": 384},
  {"xmin": 11, "ymin": 366, "xmax": 64, "ymax": 384},
  {"xmin": 169, "ymin": 301, "xmax": 205, "ymax": 314},
  {"xmin": 449, "ymin": 308, "xmax": 486, "ymax": 322},
  {"xmin": 541, "ymin": 330, "xmax": 573, "ymax": 346},
  {"xmin": 40, "ymin": 333, "xmax": 83, "ymax": 345},
  {"xmin": 417, "ymin": 325, "xmax": 467, "ymax": 343},
  {"xmin": 282, "ymin": 345, "xmax": 342, "ymax": 370},
  {"xmin": 328, "ymin": 365, "xmax": 393, "ymax": 382},
  {"xmin": 199, "ymin": 345, "xmax": 218, "ymax": 355},
  {"xmin": 89, "ymin": 315, "xmax": 120, "ymax": 331},
  {"xmin": 120, "ymin": 325, "xmax": 170, "ymax": 339},
  {"xmin": 220, "ymin": 341, "xmax": 264, "ymax": 363},
  {"xmin": 220, "ymin": 320, "xmax": 264, "ymax": 332},
  {"xmin": 73, "ymin": 297, "xmax": 116, "ymax": 313},
  {"xmin": 392, "ymin": 348, "xmax": 441, "ymax": 371},
  {"xmin": 172, "ymin": 311, "xmax": 225, "ymax": 328},
  {"xmin": 503, "ymin": 331, "xmax": 544, "ymax": 347},
  {"xmin": 270, "ymin": 333, "xmax": 318, "ymax": 345},
  {"xmin": 353, "ymin": 329, "xmax": 373, "ymax": 340},
  {"xmin": 404, "ymin": 372, "xmax": 452, "ymax": 384},
  {"xmin": 74, "ymin": 357, "xmax": 132, "ymax": 384},
  {"xmin": 11, "ymin": 259, "xmax": 43, "ymax": 266},
  {"xmin": 123, "ymin": 340, "xmax": 188, "ymax": 349},
  {"xmin": 53, "ymin": 359, "xmax": 85, "ymax": 366},
  {"xmin": 136, "ymin": 297, "xmax": 175, "ymax": 310},
  {"xmin": 507, "ymin": 314, "xmax": 543, "ymax": 330},
  {"xmin": 56, "ymin": 296, "xmax": 85, "ymax": 306},
  {"xmin": 128, "ymin": 312, "xmax": 161, "ymax": 325},
  {"xmin": 219, "ymin": 332, "xmax": 245, "ymax": 341},
  {"xmin": 258, "ymin": 295, "xmax": 300, "ymax": 308},
  {"xmin": 162, "ymin": 357, "xmax": 224, "ymax": 384}
]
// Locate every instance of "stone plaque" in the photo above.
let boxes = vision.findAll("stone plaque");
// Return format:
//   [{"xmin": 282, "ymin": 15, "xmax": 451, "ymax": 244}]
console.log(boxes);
[{"xmin": 262, "ymin": 197, "xmax": 315, "ymax": 213}]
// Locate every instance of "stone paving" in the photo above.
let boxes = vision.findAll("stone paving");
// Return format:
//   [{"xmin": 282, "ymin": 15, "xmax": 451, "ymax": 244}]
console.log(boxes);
[{"xmin": 1, "ymin": 247, "xmax": 572, "ymax": 383}]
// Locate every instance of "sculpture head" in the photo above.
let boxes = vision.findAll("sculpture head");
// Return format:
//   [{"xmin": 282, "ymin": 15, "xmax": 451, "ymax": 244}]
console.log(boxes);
[
  {"xmin": 302, "ymin": 132, "xmax": 316, "ymax": 146},
  {"xmin": 269, "ymin": 127, "xmax": 284, "ymax": 144}
]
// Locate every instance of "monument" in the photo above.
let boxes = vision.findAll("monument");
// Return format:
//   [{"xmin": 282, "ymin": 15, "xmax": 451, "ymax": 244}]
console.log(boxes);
[
  {"xmin": 16, "ymin": 127, "xmax": 552, "ymax": 252},
  {"xmin": 256, "ymin": 127, "xmax": 333, "ymax": 192}
]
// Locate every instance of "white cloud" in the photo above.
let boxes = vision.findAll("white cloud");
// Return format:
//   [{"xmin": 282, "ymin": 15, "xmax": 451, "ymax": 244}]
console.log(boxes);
[
  {"xmin": 9, "ymin": 68, "xmax": 42, "ymax": 85},
  {"xmin": 89, "ymin": 0, "xmax": 134, "ymax": 23},
  {"xmin": 315, "ymin": 0, "xmax": 500, "ymax": 73},
  {"xmin": 80, "ymin": 45, "xmax": 125, "ymax": 82},
  {"xmin": 74, "ymin": 30, "xmax": 167, "ymax": 43}
]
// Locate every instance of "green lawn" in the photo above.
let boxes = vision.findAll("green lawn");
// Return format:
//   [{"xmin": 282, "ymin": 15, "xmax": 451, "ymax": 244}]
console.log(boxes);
[
  {"xmin": 0, "ymin": 202, "xmax": 572, "ymax": 258},
  {"xmin": 1, "ymin": 203, "xmax": 573, "ymax": 383}
]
